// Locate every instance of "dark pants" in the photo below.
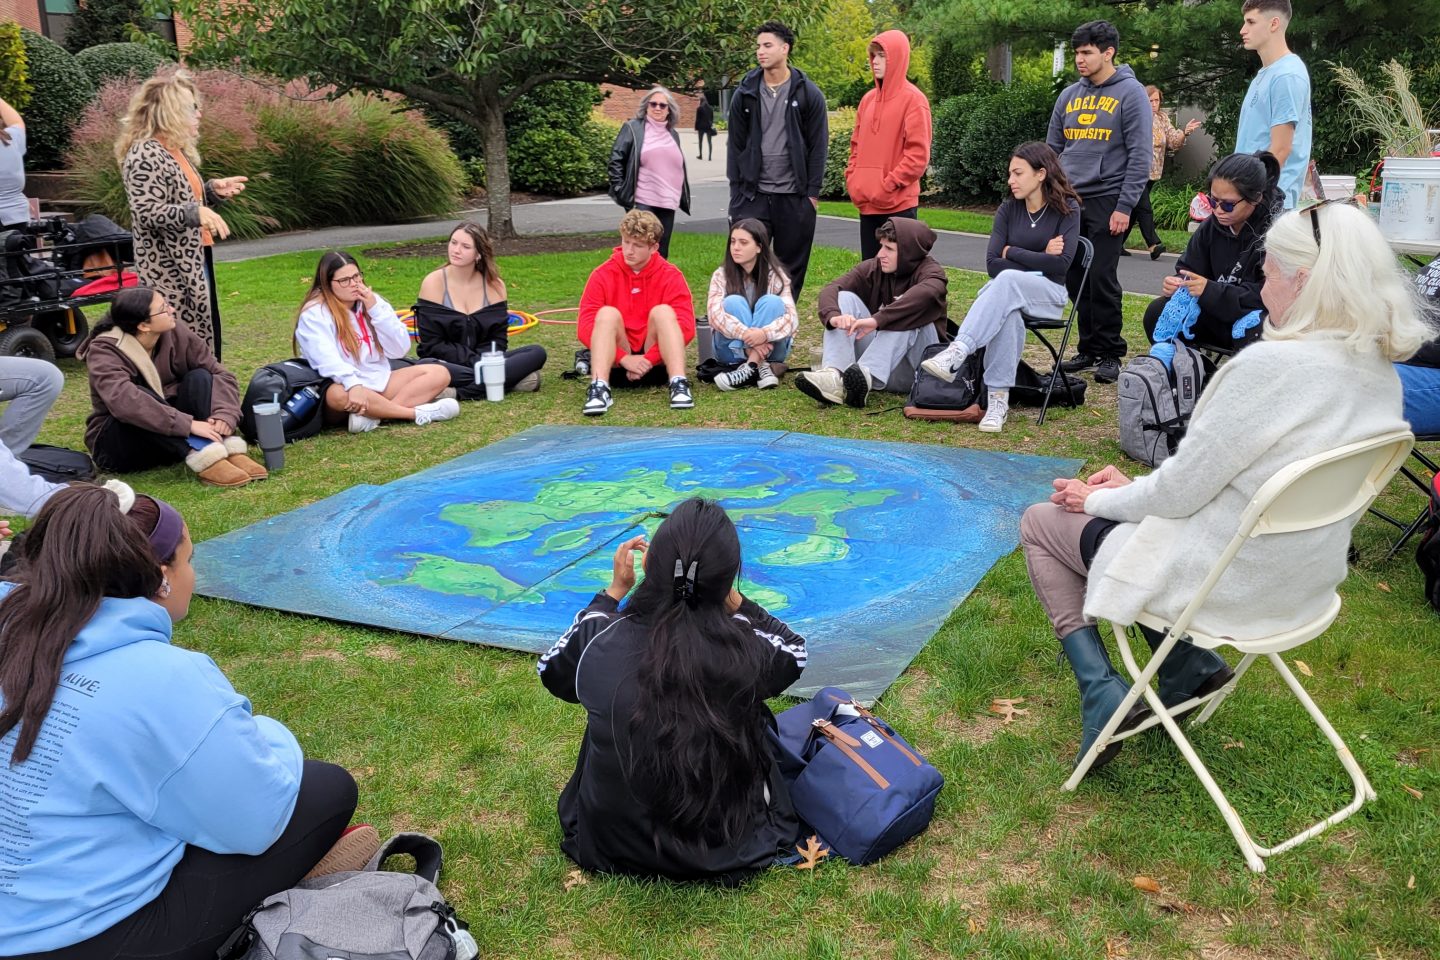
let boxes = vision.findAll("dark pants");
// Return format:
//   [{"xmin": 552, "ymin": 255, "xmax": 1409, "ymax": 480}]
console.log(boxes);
[
  {"xmin": 697, "ymin": 131, "xmax": 714, "ymax": 161},
  {"xmin": 20, "ymin": 761, "xmax": 357, "ymax": 960},
  {"xmin": 90, "ymin": 369, "xmax": 213, "ymax": 473},
  {"xmin": 204, "ymin": 247, "xmax": 223, "ymax": 363},
  {"xmin": 859, "ymin": 207, "xmax": 918, "ymax": 261},
  {"xmin": 729, "ymin": 191, "xmax": 818, "ymax": 299},
  {"xmin": 1143, "ymin": 296, "xmax": 1255, "ymax": 354},
  {"xmin": 437, "ymin": 344, "xmax": 549, "ymax": 400},
  {"xmin": 1067, "ymin": 192, "xmax": 1128, "ymax": 360},
  {"xmin": 634, "ymin": 204, "xmax": 676, "ymax": 260},
  {"xmin": 1126, "ymin": 180, "xmax": 1161, "ymax": 249}
]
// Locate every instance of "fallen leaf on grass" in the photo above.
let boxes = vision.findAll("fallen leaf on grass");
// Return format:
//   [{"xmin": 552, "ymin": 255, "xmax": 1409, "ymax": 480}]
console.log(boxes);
[
  {"xmin": 1377, "ymin": 581, "xmax": 1392, "ymax": 593},
  {"xmin": 966, "ymin": 917, "xmax": 980, "ymax": 935},
  {"xmin": 562, "ymin": 868, "xmax": 588, "ymax": 891},
  {"xmin": 1220, "ymin": 912, "xmax": 1234, "ymax": 927},
  {"xmin": 795, "ymin": 835, "xmax": 830, "ymax": 870},
  {"xmin": 1133, "ymin": 876, "xmax": 1163, "ymax": 894},
  {"xmin": 1294, "ymin": 659, "xmax": 1313, "ymax": 677},
  {"xmin": 1105, "ymin": 937, "xmax": 1128, "ymax": 958},
  {"xmin": 1402, "ymin": 784, "xmax": 1424, "ymax": 800},
  {"xmin": 1223, "ymin": 740, "xmax": 1245, "ymax": 750},
  {"xmin": 989, "ymin": 697, "xmax": 1029, "ymax": 724},
  {"xmin": 1407, "ymin": 874, "xmax": 1416, "ymax": 889}
]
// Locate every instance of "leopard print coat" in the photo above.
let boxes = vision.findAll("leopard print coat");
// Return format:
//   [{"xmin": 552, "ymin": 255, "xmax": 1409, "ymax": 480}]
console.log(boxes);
[{"xmin": 120, "ymin": 139, "xmax": 222, "ymax": 353}]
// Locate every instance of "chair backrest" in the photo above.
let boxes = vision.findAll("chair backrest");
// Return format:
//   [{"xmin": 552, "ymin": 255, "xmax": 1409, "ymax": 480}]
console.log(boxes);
[{"xmin": 1075, "ymin": 235, "xmax": 1095, "ymax": 272}]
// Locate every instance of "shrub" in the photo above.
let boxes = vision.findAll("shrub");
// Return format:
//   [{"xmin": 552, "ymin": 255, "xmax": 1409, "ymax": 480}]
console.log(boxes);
[
  {"xmin": 75, "ymin": 42, "xmax": 169, "ymax": 90},
  {"xmin": 509, "ymin": 122, "xmax": 609, "ymax": 197},
  {"xmin": 932, "ymin": 81, "xmax": 1053, "ymax": 203},
  {"xmin": 63, "ymin": 0, "xmax": 153, "ymax": 53},
  {"xmin": 19, "ymin": 28, "xmax": 95, "ymax": 169},
  {"xmin": 0, "ymin": 22, "xmax": 31, "ymax": 110},
  {"xmin": 66, "ymin": 71, "xmax": 463, "ymax": 239},
  {"xmin": 1149, "ymin": 180, "xmax": 1202, "ymax": 232},
  {"xmin": 820, "ymin": 107, "xmax": 856, "ymax": 201}
]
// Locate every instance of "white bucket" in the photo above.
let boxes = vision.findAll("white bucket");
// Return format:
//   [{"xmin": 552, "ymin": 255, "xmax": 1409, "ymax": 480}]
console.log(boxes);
[
  {"xmin": 1379, "ymin": 157, "xmax": 1440, "ymax": 243},
  {"xmin": 1318, "ymin": 174, "xmax": 1357, "ymax": 200}
]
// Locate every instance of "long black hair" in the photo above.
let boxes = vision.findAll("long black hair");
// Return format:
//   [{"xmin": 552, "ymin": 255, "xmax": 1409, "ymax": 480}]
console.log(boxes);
[
  {"xmin": 89, "ymin": 286, "xmax": 159, "ymax": 339},
  {"xmin": 722, "ymin": 218, "xmax": 789, "ymax": 307},
  {"xmin": 624, "ymin": 498, "xmax": 773, "ymax": 846},
  {"xmin": 1209, "ymin": 150, "xmax": 1281, "ymax": 227}
]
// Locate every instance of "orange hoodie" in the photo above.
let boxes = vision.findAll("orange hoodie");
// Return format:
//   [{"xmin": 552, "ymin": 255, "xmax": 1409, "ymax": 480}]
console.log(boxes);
[{"xmin": 845, "ymin": 31, "xmax": 933, "ymax": 215}]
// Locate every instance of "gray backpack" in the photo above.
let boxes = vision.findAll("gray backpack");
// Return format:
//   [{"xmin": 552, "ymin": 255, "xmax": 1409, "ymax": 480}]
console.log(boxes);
[
  {"xmin": 1117, "ymin": 342, "xmax": 1205, "ymax": 467},
  {"xmin": 218, "ymin": 833, "xmax": 476, "ymax": 960}
]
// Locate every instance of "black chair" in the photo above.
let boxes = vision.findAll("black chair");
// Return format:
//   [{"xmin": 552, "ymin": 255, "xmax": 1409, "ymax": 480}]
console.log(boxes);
[
  {"xmin": 1022, "ymin": 235, "xmax": 1094, "ymax": 426},
  {"xmin": 1368, "ymin": 435, "xmax": 1439, "ymax": 559}
]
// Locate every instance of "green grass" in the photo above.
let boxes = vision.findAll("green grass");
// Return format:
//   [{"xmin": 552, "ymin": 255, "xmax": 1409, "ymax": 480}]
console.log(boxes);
[
  {"xmin": 34, "ymin": 230, "xmax": 1440, "ymax": 959},
  {"xmin": 817, "ymin": 201, "xmax": 1196, "ymax": 259}
]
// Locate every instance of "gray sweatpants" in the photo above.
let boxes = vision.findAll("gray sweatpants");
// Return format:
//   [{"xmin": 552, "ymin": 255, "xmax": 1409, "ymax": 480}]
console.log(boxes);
[
  {"xmin": 821, "ymin": 291, "xmax": 939, "ymax": 392},
  {"xmin": 0, "ymin": 356, "xmax": 63, "ymax": 454},
  {"xmin": 955, "ymin": 270, "xmax": 1066, "ymax": 390}
]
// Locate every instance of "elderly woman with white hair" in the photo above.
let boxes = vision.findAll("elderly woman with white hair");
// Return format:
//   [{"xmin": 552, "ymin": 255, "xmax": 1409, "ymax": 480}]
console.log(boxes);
[
  {"xmin": 607, "ymin": 86, "xmax": 691, "ymax": 259},
  {"xmin": 1020, "ymin": 201, "xmax": 1434, "ymax": 777}
]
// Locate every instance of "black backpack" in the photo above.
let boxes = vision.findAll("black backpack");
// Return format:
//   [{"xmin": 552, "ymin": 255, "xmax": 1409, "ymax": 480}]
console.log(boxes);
[
  {"xmin": 19, "ymin": 444, "xmax": 95, "ymax": 483},
  {"xmin": 1417, "ymin": 471, "xmax": 1440, "ymax": 615},
  {"xmin": 240, "ymin": 359, "xmax": 331, "ymax": 444},
  {"xmin": 904, "ymin": 343, "xmax": 985, "ymax": 420}
]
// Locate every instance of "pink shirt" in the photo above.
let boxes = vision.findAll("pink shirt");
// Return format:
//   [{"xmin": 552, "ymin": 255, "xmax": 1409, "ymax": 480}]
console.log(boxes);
[{"xmin": 634, "ymin": 118, "xmax": 684, "ymax": 210}]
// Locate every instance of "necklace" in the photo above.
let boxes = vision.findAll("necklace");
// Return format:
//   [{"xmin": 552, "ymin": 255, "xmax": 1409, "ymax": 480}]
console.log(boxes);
[{"xmin": 1025, "ymin": 204, "xmax": 1045, "ymax": 228}]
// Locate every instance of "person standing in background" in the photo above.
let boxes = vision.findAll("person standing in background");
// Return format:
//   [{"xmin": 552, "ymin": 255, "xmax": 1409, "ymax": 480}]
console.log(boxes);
[
  {"xmin": 694, "ymin": 79, "xmax": 716, "ymax": 161},
  {"xmin": 1237, "ymin": 0, "xmax": 1311, "ymax": 209},
  {"xmin": 607, "ymin": 87, "xmax": 691, "ymax": 260},
  {"xmin": 845, "ymin": 30, "xmax": 932, "ymax": 261},
  {"xmin": 0, "ymin": 95, "xmax": 33, "ymax": 226},
  {"xmin": 1121, "ymin": 85, "xmax": 1201, "ymax": 260}
]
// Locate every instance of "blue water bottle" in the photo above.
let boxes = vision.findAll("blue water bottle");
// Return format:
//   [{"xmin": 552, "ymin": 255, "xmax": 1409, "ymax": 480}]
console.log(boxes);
[{"xmin": 279, "ymin": 385, "xmax": 321, "ymax": 429}]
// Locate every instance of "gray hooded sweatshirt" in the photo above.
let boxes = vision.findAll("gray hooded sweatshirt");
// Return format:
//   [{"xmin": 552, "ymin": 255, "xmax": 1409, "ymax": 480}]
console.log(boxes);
[{"xmin": 1046, "ymin": 63, "xmax": 1153, "ymax": 215}]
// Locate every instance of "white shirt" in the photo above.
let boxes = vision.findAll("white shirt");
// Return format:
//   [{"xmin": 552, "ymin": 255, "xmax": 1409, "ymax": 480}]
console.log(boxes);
[
  {"xmin": 0, "ymin": 125, "xmax": 29, "ymax": 226},
  {"xmin": 294, "ymin": 294, "xmax": 412, "ymax": 391}
]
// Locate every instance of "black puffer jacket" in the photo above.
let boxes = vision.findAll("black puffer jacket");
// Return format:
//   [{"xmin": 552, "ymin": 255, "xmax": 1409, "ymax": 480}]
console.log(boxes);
[{"xmin": 607, "ymin": 119, "xmax": 691, "ymax": 213}]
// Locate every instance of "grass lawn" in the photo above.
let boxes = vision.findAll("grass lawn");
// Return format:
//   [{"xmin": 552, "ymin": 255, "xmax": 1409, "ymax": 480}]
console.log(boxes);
[
  {"xmin": 817, "ymin": 201, "xmax": 1196, "ymax": 259},
  {"xmin": 33, "ymin": 230, "xmax": 1439, "ymax": 959}
]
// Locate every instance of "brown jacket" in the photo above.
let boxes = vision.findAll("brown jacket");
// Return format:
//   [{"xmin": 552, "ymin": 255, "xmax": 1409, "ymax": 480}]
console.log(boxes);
[
  {"xmin": 77, "ymin": 320, "xmax": 240, "ymax": 452},
  {"xmin": 818, "ymin": 217, "xmax": 947, "ymax": 336}
]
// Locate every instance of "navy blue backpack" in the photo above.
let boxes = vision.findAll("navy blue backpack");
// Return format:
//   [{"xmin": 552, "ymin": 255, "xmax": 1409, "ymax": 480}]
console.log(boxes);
[{"xmin": 772, "ymin": 687, "xmax": 944, "ymax": 864}]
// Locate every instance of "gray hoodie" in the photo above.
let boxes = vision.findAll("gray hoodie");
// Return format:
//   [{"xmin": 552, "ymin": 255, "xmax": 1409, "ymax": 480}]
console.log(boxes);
[{"xmin": 1046, "ymin": 64, "xmax": 1153, "ymax": 214}]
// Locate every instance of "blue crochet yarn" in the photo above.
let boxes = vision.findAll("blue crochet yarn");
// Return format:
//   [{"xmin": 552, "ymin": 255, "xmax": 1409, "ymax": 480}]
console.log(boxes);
[
  {"xmin": 1232, "ymin": 309, "xmax": 1263, "ymax": 340},
  {"xmin": 1153, "ymin": 287, "xmax": 1201, "ymax": 343},
  {"xmin": 1149, "ymin": 341, "xmax": 1176, "ymax": 369}
]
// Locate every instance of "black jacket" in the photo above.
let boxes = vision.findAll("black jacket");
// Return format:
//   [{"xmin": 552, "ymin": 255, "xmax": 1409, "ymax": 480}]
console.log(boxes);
[
  {"xmin": 726, "ymin": 66, "xmax": 828, "ymax": 200},
  {"xmin": 538, "ymin": 591, "xmax": 806, "ymax": 884},
  {"xmin": 1176, "ymin": 201, "xmax": 1274, "ymax": 326},
  {"xmin": 607, "ymin": 119, "xmax": 691, "ymax": 213},
  {"xmin": 413, "ymin": 297, "xmax": 510, "ymax": 365},
  {"xmin": 695, "ymin": 97, "xmax": 716, "ymax": 135}
]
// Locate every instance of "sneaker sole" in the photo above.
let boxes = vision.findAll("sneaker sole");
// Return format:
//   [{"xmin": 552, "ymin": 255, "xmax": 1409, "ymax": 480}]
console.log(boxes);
[
  {"xmin": 714, "ymin": 377, "xmax": 747, "ymax": 393},
  {"xmin": 1094, "ymin": 367, "xmax": 1120, "ymax": 384},
  {"xmin": 920, "ymin": 357, "xmax": 958, "ymax": 384},
  {"xmin": 304, "ymin": 825, "xmax": 380, "ymax": 880},
  {"xmin": 841, "ymin": 366, "xmax": 870, "ymax": 408},
  {"xmin": 794, "ymin": 375, "xmax": 839, "ymax": 406},
  {"xmin": 757, "ymin": 377, "xmax": 779, "ymax": 390},
  {"xmin": 978, "ymin": 419, "xmax": 1005, "ymax": 433},
  {"xmin": 583, "ymin": 404, "xmax": 611, "ymax": 416},
  {"xmin": 670, "ymin": 398, "xmax": 695, "ymax": 409}
]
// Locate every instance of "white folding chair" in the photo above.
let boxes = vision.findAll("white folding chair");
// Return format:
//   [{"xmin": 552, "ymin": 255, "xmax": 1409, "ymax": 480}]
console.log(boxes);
[{"xmin": 1063, "ymin": 429, "xmax": 1415, "ymax": 872}]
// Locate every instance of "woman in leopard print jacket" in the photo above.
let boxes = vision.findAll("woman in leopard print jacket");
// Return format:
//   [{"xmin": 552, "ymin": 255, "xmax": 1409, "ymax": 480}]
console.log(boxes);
[{"xmin": 115, "ymin": 70, "xmax": 246, "ymax": 359}]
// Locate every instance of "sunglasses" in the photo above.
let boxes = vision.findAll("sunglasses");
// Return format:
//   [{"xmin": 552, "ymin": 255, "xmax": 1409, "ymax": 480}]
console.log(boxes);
[
  {"xmin": 1299, "ymin": 196, "xmax": 1361, "ymax": 249},
  {"xmin": 647, "ymin": 101, "xmax": 670, "ymax": 112},
  {"xmin": 1205, "ymin": 193, "xmax": 1255, "ymax": 214}
]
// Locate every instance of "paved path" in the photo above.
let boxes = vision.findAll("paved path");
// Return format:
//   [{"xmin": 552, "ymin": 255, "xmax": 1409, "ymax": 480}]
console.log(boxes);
[{"xmin": 216, "ymin": 130, "xmax": 1175, "ymax": 296}]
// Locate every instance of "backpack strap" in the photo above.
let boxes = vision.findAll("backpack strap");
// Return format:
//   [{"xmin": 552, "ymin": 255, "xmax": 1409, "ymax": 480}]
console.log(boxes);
[{"xmin": 365, "ymin": 832, "xmax": 444, "ymax": 884}]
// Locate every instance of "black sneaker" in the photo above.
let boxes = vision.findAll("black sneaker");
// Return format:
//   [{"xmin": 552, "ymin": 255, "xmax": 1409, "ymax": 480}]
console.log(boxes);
[
  {"xmin": 669, "ymin": 376, "xmax": 695, "ymax": 409},
  {"xmin": 582, "ymin": 380, "xmax": 612, "ymax": 416},
  {"xmin": 714, "ymin": 363, "xmax": 756, "ymax": 392},
  {"xmin": 841, "ymin": 364, "xmax": 871, "ymax": 408},
  {"xmin": 1094, "ymin": 357, "xmax": 1122, "ymax": 383},
  {"xmin": 1060, "ymin": 353, "xmax": 1098, "ymax": 374}
]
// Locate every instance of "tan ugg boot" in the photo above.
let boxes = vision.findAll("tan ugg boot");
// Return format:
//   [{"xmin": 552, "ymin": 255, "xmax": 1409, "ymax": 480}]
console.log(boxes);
[
  {"xmin": 187, "ymin": 441, "xmax": 250, "ymax": 487},
  {"xmin": 223, "ymin": 435, "xmax": 268, "ymax": 480}
]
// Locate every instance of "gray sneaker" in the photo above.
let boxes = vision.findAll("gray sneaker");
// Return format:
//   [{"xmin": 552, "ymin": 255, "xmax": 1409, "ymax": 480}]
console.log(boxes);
[
  {"xmin": 756, "ymin": 363, "xmax": 780, "ymax": 390},
  {"xmin": 795, "ymin": 367, "xmax": 844, "ymax": 406}
]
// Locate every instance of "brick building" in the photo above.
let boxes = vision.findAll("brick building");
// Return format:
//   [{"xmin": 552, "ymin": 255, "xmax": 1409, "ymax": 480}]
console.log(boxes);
[
  {"xmin": 598, "ymin": 84, "xmax": 712, "ymax": 130},
  {"xmin": 2, "ymin": 0, "xmax": 188, "ymax": 48}
]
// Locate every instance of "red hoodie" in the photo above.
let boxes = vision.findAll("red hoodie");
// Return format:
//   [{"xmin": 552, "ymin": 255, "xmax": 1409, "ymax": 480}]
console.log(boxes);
[
  {"xmin": 845, "ymin": 31, "xmax": 932, "ymax": 215},
  {"xmin": 578, "ymin": 247, "xmax": 695, "ymax": 367}
]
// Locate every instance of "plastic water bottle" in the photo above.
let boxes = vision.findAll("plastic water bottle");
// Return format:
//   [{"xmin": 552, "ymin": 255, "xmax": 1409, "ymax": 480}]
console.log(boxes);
[{"xmin": 279, "ymin": 385, "xmax": 320, "ymax": 428}]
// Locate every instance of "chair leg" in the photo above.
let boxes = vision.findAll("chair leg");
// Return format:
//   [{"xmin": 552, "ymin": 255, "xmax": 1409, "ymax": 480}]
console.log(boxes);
[
  {"xmin": 1032, "ymin": 329, "xmax": 1061, "ymax": 426},
  {"xmin": 1190, "ymin": 652, "xmax": 1257, "ymax": 726}
]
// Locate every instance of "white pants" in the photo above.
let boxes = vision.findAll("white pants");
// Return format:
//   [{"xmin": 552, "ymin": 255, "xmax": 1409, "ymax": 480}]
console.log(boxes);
[{"xmin": 822, "ymin": 291, "xmax": 939, "ymax": 392}]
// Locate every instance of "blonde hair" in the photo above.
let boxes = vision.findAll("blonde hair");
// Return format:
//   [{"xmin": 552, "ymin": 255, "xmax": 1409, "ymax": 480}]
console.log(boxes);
[
  {"xmin": 1262, "ymin": 203, "xmax": 1434, "ymax": 361},
  {"xmin": 619, "ymin": 209, "xmax": 664, "ymax": 245},
  {"xmin": 115, "ymin": 69, "xmax": 202, "ymax": 165}
]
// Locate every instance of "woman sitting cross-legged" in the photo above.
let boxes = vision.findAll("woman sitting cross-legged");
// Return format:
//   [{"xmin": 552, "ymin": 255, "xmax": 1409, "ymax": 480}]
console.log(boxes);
[
  {"xmin": 414, "ymin": 220, "xmax": 546, "ymax": 398},
  {"xmin": 77, "ymin": 286, "xmax": 266, "ymax": 487},
  {"xmin": 1141, "ymin": 151, "xmax": 1280, "ymax": 354},
  {"xmin": 1019, "ymin": 202, "xmax": 1433, "ymax": 778},
  {"xmin": 921, "ymin": 141, "xmax": 1080, "ymax": 433},
  {"xmin": 538, "ymin": 498, "xmax": 808, "ymax": 884},
  {"xmin": 0, "ymin": 486, "xmax": 376, "ymax": 960},
  {"xmin": 295, "ymin": 251, "xmax": 458, "ymax": 433},
  {"xmin": 708, "ymin": 218, "xmax": 799, "ymax": 391}
]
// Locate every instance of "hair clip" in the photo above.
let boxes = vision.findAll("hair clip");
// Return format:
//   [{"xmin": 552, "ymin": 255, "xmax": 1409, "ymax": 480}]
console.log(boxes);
[{"xmin": 672, "ymin": 558, "xmax": 699, "ymax": 603}]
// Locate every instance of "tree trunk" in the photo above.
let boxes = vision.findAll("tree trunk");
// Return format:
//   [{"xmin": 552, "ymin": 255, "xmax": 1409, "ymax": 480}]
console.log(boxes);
[{"xmin": 476, "ymin": 92, "xmax": 516, "ymax": 239}]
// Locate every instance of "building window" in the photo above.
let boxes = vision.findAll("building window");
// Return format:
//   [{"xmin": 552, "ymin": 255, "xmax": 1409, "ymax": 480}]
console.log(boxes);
[{"xmin": 38, "ymin": 0, "xmax": 177, "ymax": 49}]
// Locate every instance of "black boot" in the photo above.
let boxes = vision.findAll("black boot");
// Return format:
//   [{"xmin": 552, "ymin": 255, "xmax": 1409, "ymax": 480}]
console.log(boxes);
[
  {"xmin": 1059, "ymin": 626, "xmax": 1150, "ymax": 776},
  {"xmin": 1135, "ymin": 624, "xmax": 1235, "ymax": 716}
]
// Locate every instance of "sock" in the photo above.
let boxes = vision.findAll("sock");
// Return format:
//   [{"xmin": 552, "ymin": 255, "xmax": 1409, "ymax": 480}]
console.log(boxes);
[{"xmin": 670, "ymin": 375, "xmax": 685, "ymax": 385}]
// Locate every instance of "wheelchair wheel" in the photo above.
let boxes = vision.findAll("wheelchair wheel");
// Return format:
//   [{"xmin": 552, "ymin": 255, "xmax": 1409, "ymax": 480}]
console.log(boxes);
[
  {"xmin": 0, "ymin": 325, "xmax": 58, "ymax": 363},
  {"xmin": 37, "ymin": 307, "xmax": 88, "ymax": 358}
]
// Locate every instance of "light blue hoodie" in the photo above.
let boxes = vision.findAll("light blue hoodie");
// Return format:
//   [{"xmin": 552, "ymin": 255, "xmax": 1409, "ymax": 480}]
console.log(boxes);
[{"xmin": 0, "ymin": 583, "xmax": 303, "ymax": 954}]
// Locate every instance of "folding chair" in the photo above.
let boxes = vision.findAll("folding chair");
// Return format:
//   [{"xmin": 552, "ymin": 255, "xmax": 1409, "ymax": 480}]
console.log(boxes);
[
  {"xmin": 1367, "ymin": 435, "xmax": 1439, "ymax": 559},
  {"xmin": 1063, "ymin": 429, "xmax": 1415, "ymax": 872},
  {"xmin": 1023, "ymin": 236, "xmax": 1093, "ymax": 426}
]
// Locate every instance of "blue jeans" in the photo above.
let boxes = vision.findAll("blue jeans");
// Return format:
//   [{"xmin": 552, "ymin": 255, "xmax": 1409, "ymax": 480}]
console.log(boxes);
[
  {"xmin": 712, "ymin": 294, "xmax": 793, "ymax": 365},
  {"xmin": 1396, "ymin": 362, "xmax": 1440, "ymax": 435}
]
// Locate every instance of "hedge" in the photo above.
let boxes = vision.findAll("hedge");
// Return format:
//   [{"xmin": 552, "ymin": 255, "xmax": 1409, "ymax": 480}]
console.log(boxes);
[
  {"xmin": 0, "ymin": 22, "xmax": 31, "ymax": 110},
  {"xmin": 75, "ymin": 42, "xmax": 170, "ymax": 91},
  {"xmin": 19, "ymin": 28, "xmax": 95, "ymax": 169},
  {"xmin": 510, "ymin": 117, "xmax": 616, "ymax": 198},
  {"xmin": 931, "ymin": 81, "xmax": 1054, "ymax": 203},
  {"xmin": 820, "ymin": 107, "xmax": 856, "ymax": 201}
]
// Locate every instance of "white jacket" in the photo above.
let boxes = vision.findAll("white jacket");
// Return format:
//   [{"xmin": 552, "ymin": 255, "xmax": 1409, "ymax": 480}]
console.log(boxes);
[
  {"xmin": 295, "ymin": 295, "xmax": 411, "ymax": 391},
  {"xmin": 1084, "ymin": 337, "xmax": 1408, "ymax": 639}
]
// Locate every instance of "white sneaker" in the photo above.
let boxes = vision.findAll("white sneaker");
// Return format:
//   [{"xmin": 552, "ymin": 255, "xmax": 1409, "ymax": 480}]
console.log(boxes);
[
  {"xmin": 920, "ymin": 340, "xmax": 970, "ymax": 384},
  {"xmin": 583, "ymin": 380, "xmax": 613, "ymax": 416},
  {"xmin": 414, "ymin": 397, "xmax": 460, "ymax": 426},
  {"xmin": 715, "ymin": 363, "xmax": 757, "ymax": 392},
  {"xmin": 979, "ymin": 391, "xmax": 1009, "ymax": 433},
  {"xmin": 669, "ymin": 376, "xmax": 695, "ymax": 409},
  {"xmin": 795, "ymin": 367, "xmax": 844, "ymax": 406},
  {"xmin": 756, "ymin": 363, "xmax": 780, "ymax": 389},
  {"xmin": 348, "ymin": 413, "xmax": 380, "ymax": 433}
]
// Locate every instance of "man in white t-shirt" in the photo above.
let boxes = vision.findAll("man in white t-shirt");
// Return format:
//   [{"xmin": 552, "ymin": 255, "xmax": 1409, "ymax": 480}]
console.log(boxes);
[
  {"xmin": 1236, "ymin": 0, "xmax": 1312, "ymax": 209},
  {"xmin": 0, "ymin": 95, "xmax": 31, "ymax": 226}
]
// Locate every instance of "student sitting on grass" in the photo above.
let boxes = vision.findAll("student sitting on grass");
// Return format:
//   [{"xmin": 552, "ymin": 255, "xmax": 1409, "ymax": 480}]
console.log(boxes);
[
  {"xmin": 538, "ymin": 498, "xmax": 807, "ymax": 884},
  {"xmin": 415, "ymin": 220, "xmax": 547, "ymax": 398},
  {"xmin": 577, "ymin": 210, "xmax": 696, "ymax": 416},
  {"xmin": 707, "ymin": 218, "xmax": 798, "ymax": 391},
  {"xmin": 77, "ymin": 286, "xmax": 266, "ymax": 488},
  {"xmin": 295, "ymin": 251, "xmax": 458, "ymax": 433},
  {"xmin": 921, "ymin": 141, "xmax": 1080, "ymax": 434},
  {"xmin": 0, "ymin": 485, "xmax": 376, "ymax": 960},
  {"xmin": 795, "ymin": 217, "xmax": 948, "ymax": 408}
]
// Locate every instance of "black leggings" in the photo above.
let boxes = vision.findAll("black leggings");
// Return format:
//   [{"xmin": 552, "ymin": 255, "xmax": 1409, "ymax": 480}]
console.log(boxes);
[
  {"xmin": 633, "ymin": 203, "xmax": 676, "ymax": 259},
  {"xmin": 19, "ymin": 760, "xmax": 357, "ymax": 960},
  {"xmin": 89, "ymin": 369, "xmax": 213, "ymax": 473},
  {"xmin": 437, "ymin": 344, "xmax": 548, "ymax": 400}
]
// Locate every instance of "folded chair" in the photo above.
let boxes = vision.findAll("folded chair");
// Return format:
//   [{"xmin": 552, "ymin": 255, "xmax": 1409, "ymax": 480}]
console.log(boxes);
[
  {"xmin": 1023, "ymin": 236, "xmax": 1094, "ymax": 426},
  {"xmin": 1063, "ymin": 429, "xmax": 1415, "ymax": 872},
  {"xmin": 1367, "ymin": 435, "xmax": 1439, "ymax": 559}
]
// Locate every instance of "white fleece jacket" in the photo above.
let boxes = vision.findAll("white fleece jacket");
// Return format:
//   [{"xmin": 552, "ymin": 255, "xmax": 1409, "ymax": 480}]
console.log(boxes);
[
  {"xmin": 294, "ymin": 294, "xmax": 411, "ymax": 391},
  {"xmin": 1084, "ymin": 336, "xmax": 1408, "ymax": 639}
]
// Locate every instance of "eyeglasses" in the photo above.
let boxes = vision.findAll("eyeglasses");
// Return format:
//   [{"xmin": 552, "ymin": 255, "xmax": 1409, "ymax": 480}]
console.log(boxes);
[
  {"xmin": 148, "ymin": 305, "xmax": 174, "ymax": 318},
  {"xmin": 647, "ymin": 101, "xmax": 670, "ymax": 112},
  {"xmin": 1205, "ymin": 193, "xmax": 1255, "ymax": 214},
  {"xmin": 332, "ymin": 273, "xmax": 365, "ymax": 287},
  {"xmin": 1299, "ymin": 196, "xmax": 1360, "ymax": 249}
]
